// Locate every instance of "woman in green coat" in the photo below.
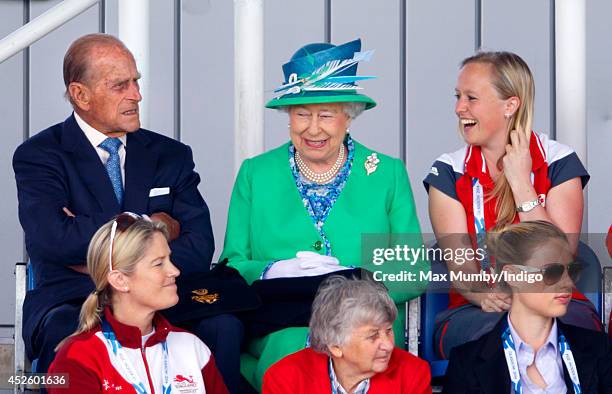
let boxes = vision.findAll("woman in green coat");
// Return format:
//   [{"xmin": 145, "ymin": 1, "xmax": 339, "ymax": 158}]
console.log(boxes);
[{"xmin": 220, "ymin": 38, "xmax": 428, "ymax": 391}]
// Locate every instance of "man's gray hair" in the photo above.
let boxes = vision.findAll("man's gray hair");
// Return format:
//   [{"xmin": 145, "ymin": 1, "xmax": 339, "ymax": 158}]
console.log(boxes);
[
  {"xmin": 278, "ymin": 101, "xmax": 366, "ymax": 119},
  {"xmin": 309, "ymin": 276, "xmax": 397, "ymax": 354},
  {"xmin": 63, "ymin": 33, "xmax": 130, "ymax": 105}
]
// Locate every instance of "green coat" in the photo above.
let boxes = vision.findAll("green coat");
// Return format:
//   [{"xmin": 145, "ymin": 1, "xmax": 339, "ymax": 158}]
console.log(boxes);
[{"xmin": 220, "ymin": 139, "xmax": 428, "ymax": 390}]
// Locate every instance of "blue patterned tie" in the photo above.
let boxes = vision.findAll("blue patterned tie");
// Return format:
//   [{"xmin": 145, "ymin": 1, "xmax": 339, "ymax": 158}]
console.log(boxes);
[{"xmin": 99, "ymin": 137, "xmax": 124, "ymax": 205}]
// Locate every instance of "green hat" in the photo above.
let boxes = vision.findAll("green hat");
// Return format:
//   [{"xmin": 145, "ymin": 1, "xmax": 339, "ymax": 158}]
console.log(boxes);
[{"xmin": 265, "ymin": 38, "xmax": 377, "ymax": 110}]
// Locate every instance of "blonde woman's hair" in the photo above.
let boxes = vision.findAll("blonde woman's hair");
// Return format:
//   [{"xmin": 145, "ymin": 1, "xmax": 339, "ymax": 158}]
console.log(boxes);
[
  {"xmin": 57, "ymin": 215, "xmax": 168, "ymax": 349},
  {"xmin": 487, "ymin": 220, "xmax": 568, "ymax": 280},
  {"xmin": 461, "ymin": 51, "xmax": 535, "ymax": 227}
]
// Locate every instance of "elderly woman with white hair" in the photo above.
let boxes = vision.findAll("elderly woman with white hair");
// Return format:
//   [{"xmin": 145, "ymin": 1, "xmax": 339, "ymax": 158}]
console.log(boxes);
[
  {"xmin": 262, "ymin": 276, "xmax": 431, "ymax": 393},
  {"xmin": 221, "ymin": 37, "xmax": 428, "ymax": 390}
]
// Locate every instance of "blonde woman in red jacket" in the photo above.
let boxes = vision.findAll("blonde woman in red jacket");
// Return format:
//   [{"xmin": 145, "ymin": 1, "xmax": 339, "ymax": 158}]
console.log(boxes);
[
  {"xmin": 263, "ymin": 276, "xmax": 431, "ymax": 394},
  {"xmin": 48, "ymin": 213, "xmax": 228, "ymax": 394}
]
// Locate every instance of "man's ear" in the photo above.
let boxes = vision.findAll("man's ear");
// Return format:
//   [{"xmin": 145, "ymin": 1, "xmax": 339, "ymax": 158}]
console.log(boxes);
[
  {"xmin": 68, "ymin": 82, "xmax": 92, "ymax": 111},
  {"xmin": 504, "ymin": 96, "xmax": 521, "ymax": 117},
  {"xmin": 107, "ymin": 270, "xmax": 130, "ymax": 293}
]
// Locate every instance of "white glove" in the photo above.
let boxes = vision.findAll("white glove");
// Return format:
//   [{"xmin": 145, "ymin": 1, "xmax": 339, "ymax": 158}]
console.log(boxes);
[{"xmin": 263, "ymin": 251, "xmax": 350, "ymax": 279}]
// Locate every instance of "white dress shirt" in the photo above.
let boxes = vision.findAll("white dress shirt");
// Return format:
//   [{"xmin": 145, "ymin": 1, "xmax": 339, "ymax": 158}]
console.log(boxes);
[
  {"xmin": 74, "ymin": 111, "xmax": 127, "ymax": 187},
  {"xmin": 507, "ymin": 316, "xmax": 567, "ymax": 394}
]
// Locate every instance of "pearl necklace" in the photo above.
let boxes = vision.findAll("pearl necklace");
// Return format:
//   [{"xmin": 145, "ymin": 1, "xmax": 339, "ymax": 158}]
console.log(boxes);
[{"xmin": 295, "ymin": 144, "xmax": 345, "ymax": 184}]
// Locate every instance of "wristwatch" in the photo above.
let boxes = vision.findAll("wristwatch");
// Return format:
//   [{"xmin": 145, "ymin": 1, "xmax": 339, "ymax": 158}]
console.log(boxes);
[{"xmin": 516, "ymin": 195, "xmax": 545, "ymax": 212}]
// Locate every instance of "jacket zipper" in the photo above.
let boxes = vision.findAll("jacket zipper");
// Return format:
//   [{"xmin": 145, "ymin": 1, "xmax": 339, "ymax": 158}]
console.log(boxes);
[{"xmin": 140, "ymin": 347, "xmax": 156, "ymax": 394}]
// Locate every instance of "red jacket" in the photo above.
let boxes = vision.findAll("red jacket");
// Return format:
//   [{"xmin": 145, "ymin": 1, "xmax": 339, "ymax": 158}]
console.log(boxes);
[
  {"xmin": 48, "ymin": 308, "xmax": 228, "ymax": 394},
  {"xmin": 262, "ymin": 347, "xmax": 431, "ymax": 394}
]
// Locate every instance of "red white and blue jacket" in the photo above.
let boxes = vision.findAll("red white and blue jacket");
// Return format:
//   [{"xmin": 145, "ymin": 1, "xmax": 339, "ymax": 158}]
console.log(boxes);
[
  {"xmin": 48, "ymin": 308, "xmax": 228, "ymax": 394},
  {"xmin": 423, "ymin": 131, "xmax": 589, "ymax": 308}
]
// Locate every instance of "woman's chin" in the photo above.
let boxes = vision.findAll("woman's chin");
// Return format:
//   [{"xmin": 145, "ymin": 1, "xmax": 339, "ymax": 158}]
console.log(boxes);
[
  {"xmin": 371, "ymin": 358, "xmax": 391, "ymax": 374},
  {"xmin": 159, "ymin": 295, "xmax": 179, "ymax": 311},
  {"xmin": 549, "ymin": 304, "xmax": 569, "ymax": 318}
]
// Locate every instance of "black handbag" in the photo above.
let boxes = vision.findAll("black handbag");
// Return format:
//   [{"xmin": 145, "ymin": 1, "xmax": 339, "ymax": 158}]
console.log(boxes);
[
  {"xmin": 242, "ymin": 268, "xmax": 368, "ymax": 337},
  {"xmin": 161, "ymin": 262, "xmax": 261, "ymax": 324}
]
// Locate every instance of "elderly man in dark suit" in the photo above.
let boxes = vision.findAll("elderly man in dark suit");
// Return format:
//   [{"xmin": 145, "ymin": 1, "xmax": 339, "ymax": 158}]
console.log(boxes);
[{"xmin": 13, "ymin": 33, "xmax": 243, "ymax": 392}]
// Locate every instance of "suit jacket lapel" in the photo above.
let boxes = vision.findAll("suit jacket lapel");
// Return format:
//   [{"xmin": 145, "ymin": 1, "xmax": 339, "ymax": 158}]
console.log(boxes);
[
  {"xmin": 474, "ymin": 318, "xmax": 593, "ymax": 394},
  {"xmin": 124, "ymin": 131, "xmax": 158, "ymax": 214},
  {"xmin": 60, "ymin": 115, "xmax": 120, "ymax": 213},
  {"xmin": 476, "ymin": 317, "xmax": 512, "ymax": 394},
  {"xmin": 559, "ymin": 321, "xmax": 593, "ymax": 394},
  {"xmin": 562, "ymin": 369, "xmax": 576, "ymax": 394}
]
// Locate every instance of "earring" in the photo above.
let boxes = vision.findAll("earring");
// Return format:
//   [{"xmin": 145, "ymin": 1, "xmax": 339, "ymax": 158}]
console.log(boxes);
[
  {"xmin": 504, "ymin": 113, "xmax": 511, "ymax": 119},
  {"xmin": 287, "ymin": 124, "xmax": 290, "ymax": 129},
  {"xmin": 346, "ymin": 128, "xmax": 350, "ymax": 133}
]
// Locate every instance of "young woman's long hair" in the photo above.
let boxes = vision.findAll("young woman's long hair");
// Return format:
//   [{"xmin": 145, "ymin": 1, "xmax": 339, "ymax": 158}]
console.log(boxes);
[
  {"xmin": 56, "ymin": 216, "xmax": 168, "ymax": 349},
  {"xmin": 461, "ymin": 51, "xmax": 535, "ymax": 227}
]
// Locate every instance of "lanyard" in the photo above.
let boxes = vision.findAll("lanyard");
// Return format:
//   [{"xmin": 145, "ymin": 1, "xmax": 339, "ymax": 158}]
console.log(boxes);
[
  {"xmin": 501, "ymin": 322, "xmax": 581, "ymax": 394},
  {"xmin": 101, "ymin": 320, "xmax": 171, "ymax": 394},
  {"xmin": 471, "ymin": 171, "xmax": 537, "ymax": 273},
  {"xmin": 471, "ymin": 178, "xmax": 491, "ymax": 272}
]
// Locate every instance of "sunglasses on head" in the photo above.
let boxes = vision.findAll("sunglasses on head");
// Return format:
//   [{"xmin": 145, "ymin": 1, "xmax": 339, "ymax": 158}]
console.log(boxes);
[
  {"xmin": 510, "ymin": 262, "xmax": 583, "ymax": 286},
  {"xmin": 108, "ymin": 212, "xmax": 151, "ymax": 272}
]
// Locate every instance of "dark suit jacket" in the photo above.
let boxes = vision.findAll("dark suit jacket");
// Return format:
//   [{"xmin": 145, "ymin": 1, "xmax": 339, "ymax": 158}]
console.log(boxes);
[
  {"xmin": 443, "ymin": 314, "xmax": 612, "ymax": 394},
  {"xmin": 13, "ymin": 114, "xmax": 214, "ymax": 358}
]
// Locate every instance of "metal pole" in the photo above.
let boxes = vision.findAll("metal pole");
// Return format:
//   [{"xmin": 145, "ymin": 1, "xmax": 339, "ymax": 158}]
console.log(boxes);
[
  {"xmin": 555, "ymin": 0, "xmax": 586, "ymax": 163},
  {"xmin": 0, "ymin": 0, "xmax": 100, "ymax": 64},
  {"xmin": 234, "ymin": 0, "xmax": 264, "ymax": 172},
  {"xmin": 119, "ymin": 0, "xmax": 150, "ymax": 129},
  {"xmin": 555, "ymin": 0, "xmax": 587, "ymax": 230},
  {"xmin": 14, "ymin": 263, "xmax": 27, "ymax": 392}
]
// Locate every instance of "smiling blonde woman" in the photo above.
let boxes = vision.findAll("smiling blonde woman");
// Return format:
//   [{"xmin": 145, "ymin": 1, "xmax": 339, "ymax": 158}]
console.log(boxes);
[
  {"xmin": 423, "ymin": 51, "xmax": 600, "ymax": 360},
  {"xmin": 48, "ymin": 213, "xmax": 228, "ymax": 393}
]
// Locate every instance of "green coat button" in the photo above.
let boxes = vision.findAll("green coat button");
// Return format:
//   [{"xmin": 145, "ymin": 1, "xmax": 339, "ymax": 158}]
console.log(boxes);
[{"xmin": 313, "ymin": 241, "xmax": 322, "ymax": 251}]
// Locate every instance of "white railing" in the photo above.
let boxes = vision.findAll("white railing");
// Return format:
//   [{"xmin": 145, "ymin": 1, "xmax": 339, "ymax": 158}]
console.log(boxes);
[{"xmin": 0, "ymin": 0, "xmax": 100, "ymax": 64}]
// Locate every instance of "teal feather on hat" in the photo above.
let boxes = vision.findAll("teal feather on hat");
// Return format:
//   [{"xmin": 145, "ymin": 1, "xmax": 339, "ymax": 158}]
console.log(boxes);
[{"xmin": 266, "ymin": 38, "xmax": 377, "ymax": 110}]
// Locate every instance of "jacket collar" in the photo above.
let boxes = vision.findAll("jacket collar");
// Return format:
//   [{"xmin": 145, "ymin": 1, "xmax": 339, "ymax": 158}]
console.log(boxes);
[
  {"xmin": 123, "ymin": 130, "xmax": 158, "ymax": 214},
  {"xmin": 476, "ymin": 314, "xmax": 593, "ymax": 394},
  {"xmin": 303, "ymin": 347, "xmax": 403, "ymax": 391},
  {"xmin": 463, "ymin": 131, "xmax": 547, "ymax": 189},
  {"xmin": 59, "ymin": 114, "xmax": 158, "ymax": 214},
  {"xmin": 60, "ymin": 114, "xmax": 121, "ymax": 212},
  {"xmin": 475, "ymin": 315, "xmax": 512, "ymax": 394},
  {"xmin": 102, "ymin": 307, "xmax": 173, "ymax": 349},
  {"xmin": 557, "ymin": 320, "xmax": 594, "ymax": 394},
  {"xmin": 73, "ymin": 111, "xmax": 127, "ymax": 151}
]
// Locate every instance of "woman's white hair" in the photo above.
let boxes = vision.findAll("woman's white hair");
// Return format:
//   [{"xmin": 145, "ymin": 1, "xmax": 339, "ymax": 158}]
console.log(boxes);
[
  {"xmin": 278, "ymin": 102, "xmax": 366, "ymax": 119},
  {"xmin": 309, "ymin": 276, "xmax": 397, "ymax": 355}
]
